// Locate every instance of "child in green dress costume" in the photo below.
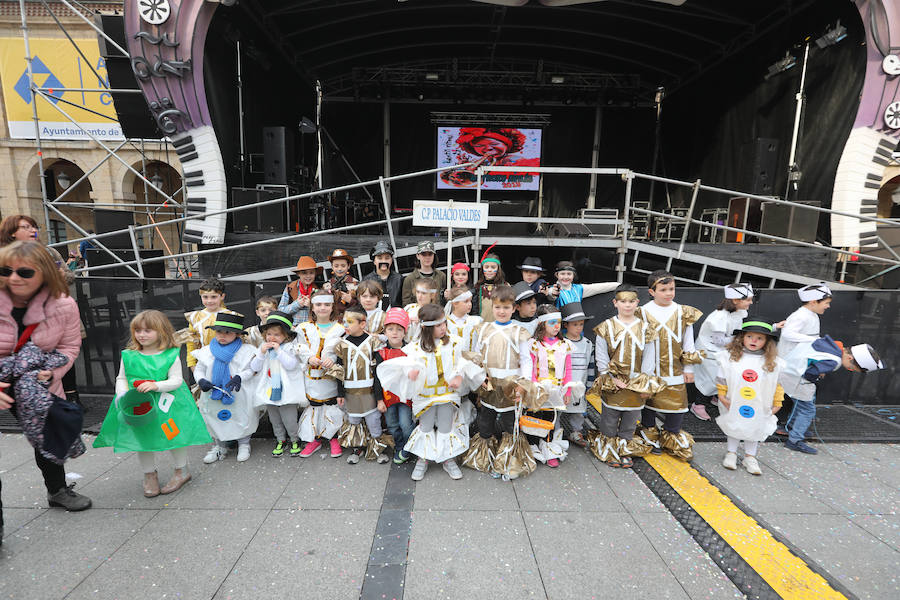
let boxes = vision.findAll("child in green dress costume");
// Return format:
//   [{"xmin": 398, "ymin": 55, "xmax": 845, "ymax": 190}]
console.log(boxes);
[{"xmin": 94, "ymin": 311, "xmax": 211, "ymax": 497}]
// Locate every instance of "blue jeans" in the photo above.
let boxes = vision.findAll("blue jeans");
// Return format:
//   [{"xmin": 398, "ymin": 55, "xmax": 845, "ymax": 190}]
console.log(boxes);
[
  {"xmin": 787, "ymin": 397, "xmax": 816, "ymax": 443},
  {"xmin": 385, "ymin": 403, "xmax": 415, "ymax": 457}
]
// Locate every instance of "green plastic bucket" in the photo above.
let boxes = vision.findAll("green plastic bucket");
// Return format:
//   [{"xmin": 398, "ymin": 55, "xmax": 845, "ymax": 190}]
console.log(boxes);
[{"xmin": 117, "ymin": 389, "xmax": 157, "ymax": 426}]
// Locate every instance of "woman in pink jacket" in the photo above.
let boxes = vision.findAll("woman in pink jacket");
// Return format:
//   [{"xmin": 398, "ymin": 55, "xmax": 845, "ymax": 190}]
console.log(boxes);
[{"xmin": 0, "ymin": 241, "xmax": 90, "ymax": 542}]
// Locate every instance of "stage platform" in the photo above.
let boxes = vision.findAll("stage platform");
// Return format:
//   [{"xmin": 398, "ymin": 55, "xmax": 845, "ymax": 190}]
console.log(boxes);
[{"xmin": 1, "ymin": 433, "xmax": 896, "ymax": 600}]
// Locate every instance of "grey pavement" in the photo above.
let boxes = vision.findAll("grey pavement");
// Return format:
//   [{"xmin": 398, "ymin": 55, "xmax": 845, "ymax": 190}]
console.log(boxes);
[{"xmin": 1, "ymin": 434, "xmax": 897, "ymax": 600}]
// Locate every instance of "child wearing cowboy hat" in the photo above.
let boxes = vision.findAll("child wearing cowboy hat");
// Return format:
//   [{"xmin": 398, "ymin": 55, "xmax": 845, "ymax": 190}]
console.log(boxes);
[
  {"xmin": 248, "ymin": 311, "xmax": 307, "ymax": 457},
  {"xmin": 715, "ymin": 318, "xmax": 785, "ymax": 475},
  {"xmin": 779, "ymin": 334, "xmax": 883, "ymax": 455},
  {"xmin": 324, "ymin": 248, "xmax": 359, "ymax": 317},
  {"xmin": 279, "ymin": 256, "xmax": 323, "ymax": 327}
]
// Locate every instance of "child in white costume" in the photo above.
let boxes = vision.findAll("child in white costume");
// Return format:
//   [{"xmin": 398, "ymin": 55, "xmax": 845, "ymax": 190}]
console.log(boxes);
[
  {"xmin": 560, "ymin": 302, "xmax": 593, "ymax": 448},
  {"xmin": 404, "ymin": 281, "xmax": 439, "ymax": 344},
  {"xmin": 192, "ymin": 313, "xmax": 259, "ymax": 463},
  {"xmin": 691, "ymin": 283, "xmax": 754, "ymax": 420},
  {"xmin": 297, "ymin": 294, "xmax": 346, "ymax": 458},
  {"xmin": 445, "ymin": 287, "xmax": 483, "ymax": 425},
  {"xmin": 378, "ymin": 304, "xmax": 484, "ymax": 481},
  {"xmin": 249, "ymin": 311, "xmax": 307, "ymax": 457},
  {"xmin": 526, "ymin": 305, "xmax": 585, "ymax": 468},
  {"xmin": 715, "ymin": 319, "xmax": 784, "ymax": 475}
]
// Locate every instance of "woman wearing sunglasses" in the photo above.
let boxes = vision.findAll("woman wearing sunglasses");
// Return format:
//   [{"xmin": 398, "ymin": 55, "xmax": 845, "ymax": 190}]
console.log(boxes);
[{"xmin": 0, "ymin": 241, "xmax": 91, "ymax": 541}]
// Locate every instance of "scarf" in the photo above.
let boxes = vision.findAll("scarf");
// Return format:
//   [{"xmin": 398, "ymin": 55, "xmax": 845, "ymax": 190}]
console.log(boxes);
[
  {"xmin": 210, "ymin": 337, "xmax": 242, "ymax": 401},
  {"xmin": 268, "ymin": 348, "xmax": 283, "ymax": 403}
]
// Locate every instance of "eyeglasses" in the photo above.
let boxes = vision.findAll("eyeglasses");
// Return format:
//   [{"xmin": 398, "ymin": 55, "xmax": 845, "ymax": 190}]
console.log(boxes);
[
  {"xmin": 0, "ymin": 266, "xmax": 37, "ymax": 279},
  {"xmin": 17, "ymin": 224, "xmax": 39, "ymax": 231}
]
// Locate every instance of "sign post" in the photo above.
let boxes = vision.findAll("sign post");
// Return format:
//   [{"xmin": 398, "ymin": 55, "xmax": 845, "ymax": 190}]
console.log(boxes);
[{"xmin": 412, "ymin": 200, "xmax": 490, "ymax": 290}]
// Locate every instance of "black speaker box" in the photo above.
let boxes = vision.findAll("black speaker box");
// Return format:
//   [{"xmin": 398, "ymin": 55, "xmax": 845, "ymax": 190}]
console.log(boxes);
[
  {"xmin": 263, "ymin": 127, "xmax": 295, "ymax": 185},
  {"xmin": 231, "ymin": 188, "xmax": 286, "ymax": 233},
  {"xmin": 94, "ymin": 209, "xmax": 135, "ymax": 249},
  {"xmin": 744, "ymin": 138, "xmax": 779, "ymax": 195},
  {"xmin": 760, "ymin": 200, "xmax": 820, "ymax": 244},
  {"xmin": 85, "ymin": 248, "xmax": 166, "ymax": 278},
  {"xmin": 95, "ymin": 14, "xmax": 161, "ymax": 139}
]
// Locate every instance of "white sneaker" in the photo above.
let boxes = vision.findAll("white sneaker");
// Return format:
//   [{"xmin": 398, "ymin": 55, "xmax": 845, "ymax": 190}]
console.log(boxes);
[
  {"xmin": 442, "ymin": 460, "xmax": 463, "ymax": 480},
  {"xmin": 743, "ymin": 455, "xmax": 762, "ymax": 475},
  {"xmin": 411, "ymin": 458, "xmax": 429, "ymax": 481},
  {"xmin": 376, "ymin": 453, "xmax": 390, "ymax": 464},
  {"xmin": 236, "ymin": 443, "xmax": 251, "ymax": 462},
  {"xmin": 203, "ymin": 445, "xmax": 226, "ymax": 464},
  {"xmin": 722, "ymin": 451, "xmax": 737, "ymax": 470}
]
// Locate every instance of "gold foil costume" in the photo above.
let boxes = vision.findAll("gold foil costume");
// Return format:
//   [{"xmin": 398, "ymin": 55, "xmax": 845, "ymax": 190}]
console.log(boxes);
[{"xmin": 638, "ymin": 303, "xmax": 703, "ymax": 413}]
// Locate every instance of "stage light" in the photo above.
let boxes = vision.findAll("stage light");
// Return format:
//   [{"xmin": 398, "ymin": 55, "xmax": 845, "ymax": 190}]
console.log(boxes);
[
  {"xmin": 425, "ymin": 72, "xmax": 440, "ymax": 81},
  {"xmin": 816, "ymin": 20, "xmax": 847, "ymax": 48},
  {"xmin": 299, "ymin": 117, "xmax": 317, "ymax": 134},
  {"xmin": 765, "ymin": 52, "xmax": 796, "ymax": 80},
  {"xmin": 417, "ymin": 92, "xmax": 425, "ymax": 101},
  {"xmin": 550, "ymin": 75, "xmax": 565, "ymax": 84},
  {"xmin": 56, "ymin": 171, "xmax": 71, "ymax": 190},
  {"xmin": 563, "ymin": 97, "xmax": 573, "ymax": 105}
]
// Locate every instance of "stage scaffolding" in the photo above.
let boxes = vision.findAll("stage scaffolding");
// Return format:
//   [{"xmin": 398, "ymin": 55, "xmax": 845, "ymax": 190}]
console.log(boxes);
[{"xmin": 17, "ymin": 1, "xmax": 900, "ymax": 288}]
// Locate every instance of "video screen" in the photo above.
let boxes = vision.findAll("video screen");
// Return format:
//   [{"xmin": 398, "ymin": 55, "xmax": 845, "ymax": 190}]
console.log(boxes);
[{"xmin": 437, "ymin": 126, "xmax": 542, "ymax": 190}]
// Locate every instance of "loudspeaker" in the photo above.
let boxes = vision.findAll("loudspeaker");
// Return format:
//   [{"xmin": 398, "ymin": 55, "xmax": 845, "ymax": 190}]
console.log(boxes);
[
  {"xmin": 94, "ymin": 209, "xmax": 134, "ymax": 250},
  {"xmin": 745, "ymin": 138, "xmax": 779, "ymax": 195},
  {"xmin": 85, "ymin": 248, "xmax": 166, "ymax": 278},
  {"xmin": 231, "ymin": 188, "xmax": 286, "ymax": 233},
  {"xmin": 263, "ymin": 127, "xmax": 295, "ymax": 185},
  {"xmin": 726, "ymin": 197, "xmax": 763, "ymax": 243},
  {"xmin": 95, "ymin": 14, "xmax": 161, "ymax": 139},
  {"xmin": 760, "ymin": 200, "xmax": 820, "ymax": 243}
]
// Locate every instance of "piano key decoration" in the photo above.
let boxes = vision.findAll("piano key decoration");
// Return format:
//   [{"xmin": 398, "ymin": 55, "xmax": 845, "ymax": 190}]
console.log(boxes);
[{"xmin": 125, "ymin": 0, "xmax": 229, "ymax": 244}]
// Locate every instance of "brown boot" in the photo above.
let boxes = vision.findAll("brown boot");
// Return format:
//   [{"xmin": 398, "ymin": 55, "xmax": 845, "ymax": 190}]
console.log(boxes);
[
  {"xmin": 160, "ymin": 468, "xmax": 192, "ymax": 494},
  {"xmin": 143, "ymin": 472, "xmax": 160, "ymax": 498}
]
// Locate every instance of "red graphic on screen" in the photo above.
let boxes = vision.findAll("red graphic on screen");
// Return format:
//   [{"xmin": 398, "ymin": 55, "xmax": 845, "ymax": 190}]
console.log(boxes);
[{"xmin": 437, "ymin": 126, "xmax": 542, "ymax": 190}]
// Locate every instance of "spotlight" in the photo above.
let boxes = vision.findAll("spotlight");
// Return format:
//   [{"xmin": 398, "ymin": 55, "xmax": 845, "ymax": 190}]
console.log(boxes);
[
  {"xmin": 299, "ymin": 117, "xmax": 317, "ymax": 134},
  {"xmin": 563, "ymin": 97, "xmax": 573, "ymax": 105},
  {"xmin": 424, "ymin": 72, "xmax": 440, "ymax": 81},
  {"xmin": 765, "ymin": 52, "xmax": 796, "ymax": 80},
  {"xmin": 550, "ymin": 75, "xmax": 565, "ymax": 84},
  {"xmin": 417, "ymin": 92, "xmax": 425, "ymax": 101},
  {"xmin": 816, "ymin": 20, "xmax": 847, "ymax": 48}
]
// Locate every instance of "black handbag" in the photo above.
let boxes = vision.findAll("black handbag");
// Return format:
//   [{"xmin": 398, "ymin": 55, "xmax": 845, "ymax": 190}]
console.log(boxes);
[{"xmin": 42, "ymin": 393, "xmax": 84, "ymax": 461}]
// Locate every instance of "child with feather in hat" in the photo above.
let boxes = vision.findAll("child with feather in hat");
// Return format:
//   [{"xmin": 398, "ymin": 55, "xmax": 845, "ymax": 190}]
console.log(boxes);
[
  {"xmin": 690, "ymin": 283, "xmax": 756, "ymax": 421},
  {"xmin": 715, "ymin": 318, "xmax": 785, "ymax": 475},
  {"xmin": 249, "ymin": 311, "xmax": 306, "ymax": 457},
  {"xmin": 192, "ymin": 313, "xmax": 260, "ymax": 464},
  {"xmin": 586, "ymin": 285, "xmax": 664, "ymax": 467},
  {"xmin": 333, "ymin": 306, "xmax": 392, "ymax": 464},
  {"xmin": 473, "ymin": 245, "xmax": 508, "ymax": 321}
]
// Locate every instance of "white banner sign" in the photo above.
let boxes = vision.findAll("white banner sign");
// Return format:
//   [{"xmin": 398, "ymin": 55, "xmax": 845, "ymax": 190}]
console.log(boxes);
[{"xmin": 412, "ymin": 200, "xmax": 489, "ymax": 229}]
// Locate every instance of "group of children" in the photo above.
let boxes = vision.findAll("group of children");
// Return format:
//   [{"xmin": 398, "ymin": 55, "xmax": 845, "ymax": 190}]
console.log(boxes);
[{"xmin": 92, "ymin": 245, "xmax": 885, "ymax": 496}]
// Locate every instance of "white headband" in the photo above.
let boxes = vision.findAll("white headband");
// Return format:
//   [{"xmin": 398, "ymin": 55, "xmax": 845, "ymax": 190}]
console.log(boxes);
[
  {"xmin": 421, "ymin": 316, "xmax": 446, "ymax": 327},
  {"xmin": 797, "ymin": 283, "xmax": 832, "ymax": 302},
  {"xmin": 450, "ymin": 290, "xmax": 473, "ymax": 303},
  {"xmin": 724, "ymin": 283, "xmax": 754, "ymax": 299},
  {"xmin": 311, "ymin": 294, "xmax": 334, "ymax": 304},
  {"xmin": 850, "ymin": 344, "xmax": 884, "ymax": 371},
  {"xmin": 537, "ymin": 312, "xmax": 562, "ymax": 323},
  {"xmin": 417, "ymin": 286, "xmax": 438, "ymax": 294}
]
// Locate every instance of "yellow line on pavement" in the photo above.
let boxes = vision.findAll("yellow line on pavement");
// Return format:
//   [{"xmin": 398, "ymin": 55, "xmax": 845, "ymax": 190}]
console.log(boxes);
[{"xmin": 645, "ymin": 453, "xmax": 846, "ymax": 600}]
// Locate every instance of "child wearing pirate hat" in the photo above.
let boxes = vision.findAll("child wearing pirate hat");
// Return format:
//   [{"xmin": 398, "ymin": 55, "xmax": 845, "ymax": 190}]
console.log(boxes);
[
  {"xmin": 249, "ymin": 311, "xmax": 306, "ymax": 457},
  {"xmin": 780, "ymin": 332, "xmax": 884, "ymax": 455},
  {"xmin": 715, "ymin": 318, "xmax": 784, "ymax": 475},
  {"xmin": 776, "ymin": 282, "xmax": 832, "ymax": 434},
  {"xmin": 691, "ymin": 283, "xmax": 755, "ymax": 421}
]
